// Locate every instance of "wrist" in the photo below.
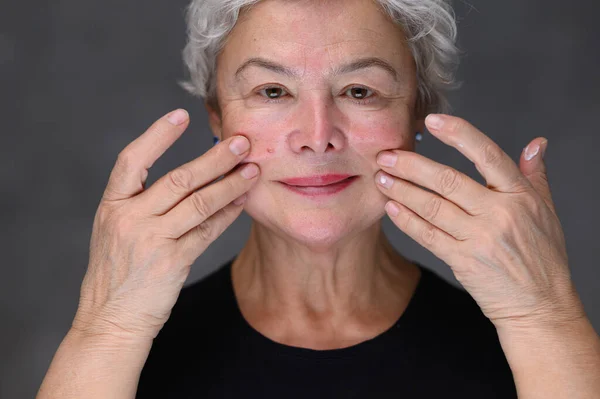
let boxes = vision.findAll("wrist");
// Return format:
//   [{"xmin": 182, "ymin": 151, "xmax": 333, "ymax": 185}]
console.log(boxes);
[
  {"xmin": 495, "ymin": 313, "xmax": 600, "ymax": 398},
  {"xmin": 492, "ymin": 282, "xmax": 587, "ymax": 334},
  {"xmin": 71, "ymin": 309, "xmax": 158, "ymax": 344},
  {"xmin": 67, "ymin": 325, "xmax": 154, "ymax": 352}
]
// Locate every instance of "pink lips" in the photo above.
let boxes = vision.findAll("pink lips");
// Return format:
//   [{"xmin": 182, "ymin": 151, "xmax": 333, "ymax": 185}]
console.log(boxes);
[
  {"xmin": 278, "ymin": 174, "xmax": 358, "ymax": 197},
  {"xmin": 279, "ymin": 174, "xmax": 353, "ymax": 186}
]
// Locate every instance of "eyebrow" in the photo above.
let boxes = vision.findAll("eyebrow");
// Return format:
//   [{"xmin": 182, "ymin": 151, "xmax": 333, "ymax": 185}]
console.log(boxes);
[{"xmin": 234, "ymin": 56, "xmax": 399, "ymax": 82}]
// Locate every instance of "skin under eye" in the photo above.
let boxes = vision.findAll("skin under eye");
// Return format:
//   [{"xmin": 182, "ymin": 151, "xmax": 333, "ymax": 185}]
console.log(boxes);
[{"xmin": 256, "ymin": 84, "xmax": 378, "ymax": 105}]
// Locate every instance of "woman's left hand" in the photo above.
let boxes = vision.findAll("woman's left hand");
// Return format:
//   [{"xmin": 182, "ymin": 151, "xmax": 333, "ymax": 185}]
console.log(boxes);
[{"xmin": 375, "ymin": 114, "xmax": 586, "ymax": 331}]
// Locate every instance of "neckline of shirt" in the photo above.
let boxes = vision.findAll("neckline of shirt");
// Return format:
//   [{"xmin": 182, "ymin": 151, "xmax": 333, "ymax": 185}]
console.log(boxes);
[{"xmin": 222, "ymin": 256, "xmax": 431, "ymax": 361}]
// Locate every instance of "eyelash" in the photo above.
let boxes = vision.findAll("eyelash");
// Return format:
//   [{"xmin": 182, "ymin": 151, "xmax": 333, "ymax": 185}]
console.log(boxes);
[{"xmin": 256, "ymin": 85, "xmax": 377, "ymax": 105}]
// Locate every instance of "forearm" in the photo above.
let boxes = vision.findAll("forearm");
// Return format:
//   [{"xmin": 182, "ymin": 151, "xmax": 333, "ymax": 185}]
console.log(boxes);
[
  {"xmin": 36, "ymin": 328, "xmax": 153, "ymax": 399},
  {"xmin": 496, "ymin": 316, "xmax": 600, "ymax": 399}
]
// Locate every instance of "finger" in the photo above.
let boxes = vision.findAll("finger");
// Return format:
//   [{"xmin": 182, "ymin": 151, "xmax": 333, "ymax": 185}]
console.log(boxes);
[
  {"xmin": 385, "ymin": 200, "xmax": 459, "ymax": 263},
  {"xmin": 375, "ymin": 170, "xmax": 470, "ymax": 240},
  {"xmin": 425, "ymin": 114, "xmax": 531, "ymax": 193},
  {"xmin": 103, "ymin": 109, "xmax": 190, "ymax": 202},
  {"xmin": 161, "ymin": 162, "xmax": 259, "ymax": 238},
  {"xmin": 377, "ymin": 150, "xmax": 488, "ymax": 215},
  {"xmin": 519, "ymin": 138, "xmax": 556, "ymax": 214},
  {"xmin": 140, "ymin": 135, "xmax": 252, "ymax": 215},
  {"xmin": 175, "ymin": 196, "xmax": 247, "ymax": 265}
]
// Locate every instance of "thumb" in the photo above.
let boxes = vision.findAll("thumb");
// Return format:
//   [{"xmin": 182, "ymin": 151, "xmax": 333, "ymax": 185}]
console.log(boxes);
[{"xmin": 520, "ymin": 138, "xmax": 555, "ymax": 214}]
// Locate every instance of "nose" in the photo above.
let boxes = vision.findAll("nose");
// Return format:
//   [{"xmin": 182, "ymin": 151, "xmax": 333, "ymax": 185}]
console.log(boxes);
[{"xmin": 287, "ymin": 93, "xmax": 345, "ymax": 154}]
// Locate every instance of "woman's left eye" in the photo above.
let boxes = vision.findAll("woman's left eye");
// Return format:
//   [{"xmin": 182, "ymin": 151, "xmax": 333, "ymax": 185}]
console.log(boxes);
[
  {"xmin": 258, "ymin": 86, "xmax": 288, "ymax": 102},
  {"xmin": 344, "ymin": 86, "xmax": 375, "ymax": 103}
]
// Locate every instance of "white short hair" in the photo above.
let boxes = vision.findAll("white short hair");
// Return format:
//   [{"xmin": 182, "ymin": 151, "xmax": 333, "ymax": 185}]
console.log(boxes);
[{"xmin": 178, "ymin": 0, "xmax": 461, "ymax": 117}]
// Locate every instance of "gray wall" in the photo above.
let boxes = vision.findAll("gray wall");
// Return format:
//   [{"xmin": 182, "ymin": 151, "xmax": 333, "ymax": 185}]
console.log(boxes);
[{"xmin": 2, "ymin": 0, "xmax": 599, "ymax": 397}]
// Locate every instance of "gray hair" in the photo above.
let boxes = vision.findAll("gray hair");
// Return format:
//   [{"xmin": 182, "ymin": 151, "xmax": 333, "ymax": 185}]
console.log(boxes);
[{"xmin": 178, "ymin": 0, "xmax": 461, "ymax": 118}]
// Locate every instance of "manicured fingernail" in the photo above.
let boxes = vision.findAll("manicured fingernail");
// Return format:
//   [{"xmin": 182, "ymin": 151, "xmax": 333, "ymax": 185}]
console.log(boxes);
[
  {"xmin": 377, "ymin": 151, "xmax": 398, "ymax": 167},
  {"xmin": 230, "ymin": 136, "xmax": 250, "ymax": 155},
  {"xmin": 540, "ymin": 140, "xmax": 548, "ymax": 159},
  {"xmin": 167, "ymin": 109, "xmax": 188, "ymax": 125},
  {"xmin": 241, "ymin": 163, "xmax": 259, "ymax": 179},
  {"xmin": 523, "ymin": 142, "xmax": 540, "ymax": 161},
  {"xmin": 385, "ymin": 201, "xmax": 400, "ymax": 217},
  {"xmin": 376, "ymin": 172, "xmax": 393, "ymax": 188},
  {"xmin": 233, "ymin": 194, "xmax": 247, "ymax": 205},
  {"xmin": 426, "ymin": 114, "xmax": 444, "ymax": 130}
]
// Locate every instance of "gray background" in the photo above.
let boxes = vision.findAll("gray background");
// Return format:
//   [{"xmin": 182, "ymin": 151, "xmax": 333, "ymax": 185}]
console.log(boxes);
[{"xmin": 2, "ymin": 0, "xmax": 599, "ymax": 397}]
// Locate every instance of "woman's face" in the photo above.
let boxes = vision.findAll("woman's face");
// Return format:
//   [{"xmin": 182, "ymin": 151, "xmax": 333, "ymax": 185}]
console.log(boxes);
[{"xmin": 210, "ymin": 0, "xmax": 423, "ymax": 248}]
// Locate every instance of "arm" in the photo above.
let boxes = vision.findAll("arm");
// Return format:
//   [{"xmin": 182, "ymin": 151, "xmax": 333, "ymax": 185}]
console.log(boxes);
[
  {"xmin": 36, "ymin": 328, "xmax": 153, "ymax": 399},
  {"xmin": 496, "ymin": 315, "xmax": 600, "ymax": 399},
  {"xmin": 35, "ymin": 110, "xmax": 258, "ymax": 398}
]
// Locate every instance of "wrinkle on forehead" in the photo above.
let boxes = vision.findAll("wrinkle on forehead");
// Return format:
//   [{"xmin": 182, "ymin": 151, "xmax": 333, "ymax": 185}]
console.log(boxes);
[{"xmin": 232, "ymin": 0, "xmax": 401, "ymax": 50}]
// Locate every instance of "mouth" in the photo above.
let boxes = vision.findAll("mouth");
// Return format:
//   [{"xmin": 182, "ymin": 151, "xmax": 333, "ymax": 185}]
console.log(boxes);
[
  {"xmin": 277, "ymin": 175, "xmax": 359, "ymax": 197},
  {"xmin": 278, "ymin": 174, "xmax": 355, "ymax": 186}
]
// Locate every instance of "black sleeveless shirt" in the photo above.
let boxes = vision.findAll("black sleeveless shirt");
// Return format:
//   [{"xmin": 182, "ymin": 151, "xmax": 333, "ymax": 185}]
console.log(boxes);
[{"xmin": 136, "ymin": 257, "xmax": 517, "ymax": 398}]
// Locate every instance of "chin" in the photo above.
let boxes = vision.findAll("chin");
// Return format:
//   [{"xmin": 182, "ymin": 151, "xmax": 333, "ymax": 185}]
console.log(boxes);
[{"xmin": 243, "ymin": 187, "xmax": 388, "ymax": 251}]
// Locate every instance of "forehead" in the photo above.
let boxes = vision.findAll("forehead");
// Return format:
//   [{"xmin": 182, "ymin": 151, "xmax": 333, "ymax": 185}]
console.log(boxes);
[{"xmin": 218, "ymin": 0, "xmax": 415, "ymax": 77}]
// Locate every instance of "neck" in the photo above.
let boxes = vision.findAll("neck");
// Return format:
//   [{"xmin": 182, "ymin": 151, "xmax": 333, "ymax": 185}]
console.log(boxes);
[{"xmin": 230, "ymin": 220, "xmax": 421, "ymax": 349}]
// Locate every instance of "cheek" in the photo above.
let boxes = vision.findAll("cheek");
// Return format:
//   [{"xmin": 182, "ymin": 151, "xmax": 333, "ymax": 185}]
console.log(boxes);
[
  {"xmin": 221, "ymin": 106, "xmax": 294, "ymax": 163},
  {"xmin": 223, "ymin": 110, "xmax": 278, "ymax": 163},
  {"xmin": 347, "ymin": 110, "xmax": 414, "ymax": 156}
]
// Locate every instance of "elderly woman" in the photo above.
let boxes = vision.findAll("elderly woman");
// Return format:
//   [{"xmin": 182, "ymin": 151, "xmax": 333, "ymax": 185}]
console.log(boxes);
[{"xmin": 37, "ymin": 0, "xmax": 600, "ymax": 398}]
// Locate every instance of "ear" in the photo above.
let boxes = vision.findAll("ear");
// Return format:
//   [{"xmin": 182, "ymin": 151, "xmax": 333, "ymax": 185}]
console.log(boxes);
[{"xmin": 205, "ymin": 100, "xmax": 223, "ymax": 140}]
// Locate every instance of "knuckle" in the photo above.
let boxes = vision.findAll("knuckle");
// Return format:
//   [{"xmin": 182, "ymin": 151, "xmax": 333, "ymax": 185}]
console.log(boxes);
[
  {"xmin": 480, "ymin": 142, "xmax": 504, "ymax": 169},
  {"xmin": 195, "ymin": 220, "xmax": 214, "ymax": 242},
  {"xmin": 189, "ymin": 192, "xmax": 212, "ymax": 220},
  {"xmin": 115, "ymin": 150, "xmax": 137, "ymax": 173},
  {"xmin": 436, "ymin": 168, "xmax": 461, "ymax": 197},
  {"xmin": 422, "ymin": 196, "xmax": 443, "ymax": 222},
  {"xmin": 402, "ymin": 212, "xmax": 417, "ymax": 233},
  {"xmin": 167, "ymin": 167, "xmax": 194, "ymax": 194},
  {"xmin": 420, "ymin": 224, "xmax": 437, "ymax": 246}
]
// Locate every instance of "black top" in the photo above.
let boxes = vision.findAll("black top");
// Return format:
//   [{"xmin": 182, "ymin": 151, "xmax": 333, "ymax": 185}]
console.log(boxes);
[{"xmin": 136, "ymin": 257, "xmax": 517, "ymax": 398}]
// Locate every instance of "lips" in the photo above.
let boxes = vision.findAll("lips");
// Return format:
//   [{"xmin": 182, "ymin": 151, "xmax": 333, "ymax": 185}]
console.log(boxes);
[
  {"xmin": 279, "ymin": 174, "xmax": 354, "ymax": 187},
  {"xmin": 277, "ymin": 174, "xmax": 359, "ymax": 198}
]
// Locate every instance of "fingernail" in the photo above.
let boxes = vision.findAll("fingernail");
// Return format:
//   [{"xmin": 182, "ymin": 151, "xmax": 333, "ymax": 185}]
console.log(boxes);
[
  {"xmin": 377, "ymin": 151, "xmax": 398, "ymax": 167},
  {"xmin": 241, "ymin": 163, "xmax": 259, "ymax": 179},
  {"xmin": 540, "ymin": 140, "xmax": 548, "ymax": 159},
  {"xmin": 233, "ymin": 194, "xmax": 247, "ymax": 206},
  {"xmin": 229, "ymin": 136, "xmax": 250, "ymax": 155},
  {"xmin": 376, "ymin": 172, "xmax": 394, "ymax": 188},
  {"xmin": 523, "ymin": 142, "xmax": 540, "ymax": 161},
  {"xmin": 426, "ymin": 114, "xmax": 444, "ymax": 130},
  {"xmin": 166, "ymin": 109, "xmax": 188, "ymax": 125},
  {"xmin": 385, "ymin": 201, "xmax": 400, "ymax": 217}
]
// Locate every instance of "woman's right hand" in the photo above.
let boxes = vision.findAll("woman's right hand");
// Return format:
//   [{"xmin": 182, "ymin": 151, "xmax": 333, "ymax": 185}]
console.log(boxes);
[{"xmin": 71, "ymin": 108, "xmax": 259, "ymax": 341}]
